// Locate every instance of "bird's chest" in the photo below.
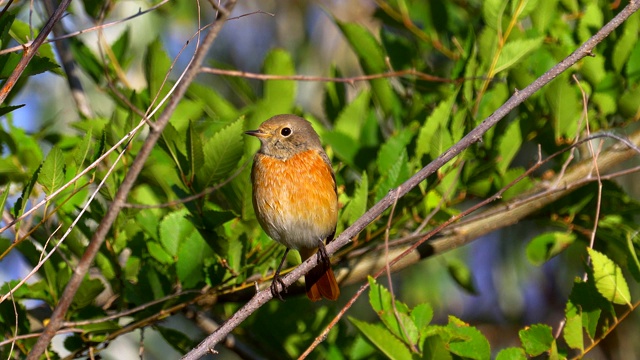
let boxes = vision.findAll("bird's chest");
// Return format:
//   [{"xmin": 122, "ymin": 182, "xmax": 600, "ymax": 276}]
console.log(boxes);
[{"xmin": 251, "ymin": 150, "xmax": 338, "ymax": 249}]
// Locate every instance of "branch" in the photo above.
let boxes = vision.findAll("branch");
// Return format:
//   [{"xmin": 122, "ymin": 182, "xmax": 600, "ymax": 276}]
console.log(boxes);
[
  {"xmin": 337, "ymin": 130, "xmax": 640, "ymax": 288},
  {"xmin": 183, "ymin": 2, "xmax": 640, "ymax": 358},
  {"xmin": 200, "ymin": 67, "xmax": 454, "ymax": 84},
  {"xmin": 0, "ymin": 0, "xmax": 72, "ymax": 104},
  {"xmin": 24, "ymin": 1, "xmax": 238, "ymax": 358}
]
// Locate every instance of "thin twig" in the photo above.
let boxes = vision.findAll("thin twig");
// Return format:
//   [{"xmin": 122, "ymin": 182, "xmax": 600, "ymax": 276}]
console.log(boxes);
[
  {"xmin": 0, "ymin": 0, "xmax": 73, "ymax": 104},
  {"xmin": 200, "ymin": 67, "xmax": 454, "ymax": 84}
]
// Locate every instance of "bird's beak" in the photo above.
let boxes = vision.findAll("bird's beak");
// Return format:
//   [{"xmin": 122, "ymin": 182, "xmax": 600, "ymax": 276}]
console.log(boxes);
[{"xmin": 244, "ymin": 129, "xmax": 269, "ymax": 138}]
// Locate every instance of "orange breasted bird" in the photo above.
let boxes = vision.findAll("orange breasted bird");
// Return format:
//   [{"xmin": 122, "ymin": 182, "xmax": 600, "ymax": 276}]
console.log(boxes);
[{"xmin": 245, "ymin": 114, "xmax": 340, "ymax": 301}]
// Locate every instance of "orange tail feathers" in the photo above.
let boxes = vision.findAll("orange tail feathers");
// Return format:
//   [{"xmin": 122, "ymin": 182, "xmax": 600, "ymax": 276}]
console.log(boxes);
[
  {"xmin": 305, "ymin": 264, "xmax": 340, "ymax": 301},
  {"xmin": 300, "ymin": 247, "xmax": 340, "ymax": 301}
]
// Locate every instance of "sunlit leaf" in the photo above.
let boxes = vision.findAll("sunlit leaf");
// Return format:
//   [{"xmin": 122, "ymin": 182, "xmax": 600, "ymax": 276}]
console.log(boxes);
[{"xmin": 587, "ymin": 248, "xmax": 632, "ymax": 305}]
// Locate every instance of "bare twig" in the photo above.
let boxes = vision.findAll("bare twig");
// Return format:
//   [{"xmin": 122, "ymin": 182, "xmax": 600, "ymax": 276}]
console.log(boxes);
[
  {"xmin": 200, "ymin": 67, "xmax": 454, "ymax": 84},
  {"xmin": 0, "ymin": 0, "xmax": 72, "ymax": 104},
  {"xmin": 24, "ymin": 1, "xmax": 238, "ymax": 358}
]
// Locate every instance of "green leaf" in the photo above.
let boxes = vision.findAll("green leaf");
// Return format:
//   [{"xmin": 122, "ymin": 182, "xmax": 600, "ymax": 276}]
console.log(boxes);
[
  {"xmin": 262, "ymin": 49, "xmax": 296, "ymax": 115},
  {"xmin": 73, "ymin": 129, "xmax": 93, "ymax": 169},
  {"xmin": 626, "ymin": 40, "xmax": 640, "ymax": 83},
  {"xmin": 38, "ymin": 146, "xmax": 65, "ymax": 195},
  {"xmin": 526, "ymin": 232, "xmax": 576, "ymax": 266},
  {"xmin": 587, "ymin": 248, "xmax": 632, "ymax": 305},
  {"xmin": 0, "ymin": 52, "xmax": 60, "ymax": 79},
  {"xmin": 337, "ymin": 22, "xmax": 399, "ymax": 116},
  {"xmin": 444, "ymin": 316, "xmax": 490, "ymax": 360},
  {"xmin": 72, "ymin": 278, "xmax": 105, "ymax": 309},
  {"xmin": 563, "ymin": 313, "xmax": 583, "ymax": 352},
  {"xmin": 422, "ymin": 334, "xmax": 453, "ymax": 360},
  {"xmin": 159, "ymin": 210, "xmax": 193, "ymax": 257},
  {"xmin": 377, "ymin": 129, "xmax": 414, "ymax": 174},
  {"xmin": 145, "ymin": 37, "xmax": 172, "ymax": 106},
  {"xmin": 494, "ymin": 37, "xmax": 544, "ymax": 74},
  {"xmin": 495, "ymin": 347, "xmax": 527, "ymax": 360},
  {"xmin": 482, "ymin": 0, "xmax": 507, "ymax": 30},
  {"xmin": 159, "ymin": 122, "xmax": 187, "ymax": 175},
  {"xmin": 187, "ymin": 119, "xmax": 204, "ymax": 184},
  {"xmin": 545, "ymin": 76, "xmax": 580, "ymax": 140},
  {"xmin": 368, "ymin": 277, "xmax": 419, "ymax": 347},
  {"xmin": 350, "ymin": 317, "xmax": 413, "ymax": 360},
  {"xmin": 416, "ymin": 92, "xmax": 457, "ymax": 161},
  {"xmin": 187, "ymin": 82, "xmax": 238, "ymax": 121},
  {"xmin": 0, "ymin": 104, "xmax": 25, "ymax": 117},
  {"xmin": 69, "ymin": 38, "xmax": 103, "ymax": 83},
  {"xmin": 411, "ymin": 303, "xmax": 433, "ymax": 331},
  {"xmin": 196, "ymin": 117, "xmax": 244, "ymax": 189},
  {"xmin": 156, "ymin": 326, "xmax": 195, "ymax": 354},
  {"xmin": 496, "ymin": 119, "xmax": 521, "ymax": 174},
  {"xmin": 147, "ymin": 241, "xmax": 174, "ymax": 265},
  {"xmin": 333, "ymin": 90, "xmax": 370, "ymax": 141},
  {"xmin": 341, "ymin": 172, "xmax": 368, "ymax": 226},
  {"xmin": 519, "ymin": 324, "xmax": 554, "ymax": 356},
  {"xmin": 446, "ymin": 258, "xmax": 478, "ymax": 295},
  {"xmin": 566, "ymin": 279, "xmax": 608, "ymax": 340},
  {"xmin": 177, "ymin": 230, "xmax": 212, "ymax": 288}
]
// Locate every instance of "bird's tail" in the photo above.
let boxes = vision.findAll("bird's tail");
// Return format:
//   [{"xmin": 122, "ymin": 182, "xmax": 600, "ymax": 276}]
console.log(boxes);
[{"xmin": 300, "ymin": 248, "xmax": 340, "ymax": 301}]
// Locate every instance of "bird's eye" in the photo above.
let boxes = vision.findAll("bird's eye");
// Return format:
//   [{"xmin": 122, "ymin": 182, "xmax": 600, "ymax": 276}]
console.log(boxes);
[{"xmin": 280, "ymin": 127, "xmax": 292, "ymax": 136}]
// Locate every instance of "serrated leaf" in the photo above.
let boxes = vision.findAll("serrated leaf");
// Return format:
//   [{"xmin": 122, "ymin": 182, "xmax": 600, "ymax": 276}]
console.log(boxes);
[
  {"xmin": 519, "ymin": 324, "xmax": 554, "ymax": 356},
  {"xmin": 526, "ymin": 232, "xmax": 576, "ymax": 266},
  {"xmin": 482, "ymin": 0, "xmax": 507, "ymax": 30},
  {"xmin": 495, "ymin": 347, "xmax": 527, "ymax": 360},
  {"xmin": 587, "ymin": 248, "xmax": 632, "ymax": 305},
  {"xmin": 563, "ymin": 314, "xmax": 583, "ymax": 352},
  {"xmin": 350, "ymin": 317, "xmax": 413, "ymax": 360},
  {"xmin": 447, "ymin": 258, "xmax": 478, "ymax": 295},
  {"xmin": 495, "ymin": 37, "xmax": 544, "ymax": 74},
  {"xmin": 445, "ymin": 316, "xmax": 490, "ymax": 360},
  {"xmin": 411, "ymin": 303, "xmax": 433, "ymax": 331},
  {"xmin": 377, "ymin": 129, "xmax": 414, "ymax": 173},
  {"xmin": 38, "ymin": 146, "xmax": 65, "ymax": 195},
  {"xmin": 196, "ymin": 117, "xmax": 244, "ymax": 189},
  {"xmin": 368, "ymin": 277, "xmax": 419, "ymax": 347}
]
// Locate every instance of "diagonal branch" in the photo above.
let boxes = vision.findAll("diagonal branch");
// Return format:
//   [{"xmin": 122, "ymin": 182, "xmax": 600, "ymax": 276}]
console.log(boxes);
[
  {"xmin": 182, "ymin": 1, "xmax": 640, "ymax": 358},
  {"xmin": 0, "ymin": 0, "xmax": 72, "ymax": 104},
  {"xmin": 24, "ymin": 1, "xmax": 238, "ymax": 358}
]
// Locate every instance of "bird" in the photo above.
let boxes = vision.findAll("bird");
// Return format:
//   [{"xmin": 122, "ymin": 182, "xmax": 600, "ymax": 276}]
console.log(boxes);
[{"xmin": 245, "ymin": 114, "xmax": 340, "ymax": 301}]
